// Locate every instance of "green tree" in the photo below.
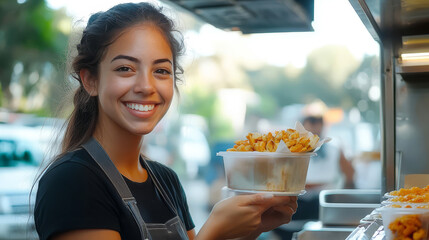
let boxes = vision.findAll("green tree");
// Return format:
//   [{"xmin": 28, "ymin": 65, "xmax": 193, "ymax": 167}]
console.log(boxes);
[
  {"xmin": 0, "ymin": 0, "xmax": 70, "ymax": 114},
  {"xmin": 245, "ymin": 45, "xmax": 366, "ymax": 116}
]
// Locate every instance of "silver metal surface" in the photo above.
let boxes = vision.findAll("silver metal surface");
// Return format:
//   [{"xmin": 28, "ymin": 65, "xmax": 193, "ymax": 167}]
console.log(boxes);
[
  {"xmin": 394, "ymin": 0, "xmax": 429, "ymax": 188},
  {"xmin": 379, "ymin": 0, "xmax": 398, "ymax": 195},
  {"xmin": 395, "ymin": 75, "xmax": 429, "ymax": 187},
  {"xmin": 349, "ymin": 0, "xmax": 429, "ymax": 237},
  {"xmin": 348, "ymin": 0, "xmax": 382, "ymax": 42},
  {"xmin": 346, "ymin": 219, "xmax": 385, "ymax": 240},
  {"xmin": 395, "ymin": 150, "xmax": 402, "ymax": 188},
  {"xmin": 160, "ymin": 0, "xmax": 314, "ymax": 34},
  {"xmin": 293, "ymin": 228, "xmax": 354, "ymax": 240},
  {"xmin": 380, "ymin": 44, "xmax": 396, "ymax": 194},
  {"xmin": 319, "ymin": 189, "xmax": 381, "ymax": 226},
  {"xmin": 402, "ymin": 34, "xmax": 429, "ymax": 54},
  {"xmin": 350, "ymin": 0, "xmax": 429, "ymax": 193}
]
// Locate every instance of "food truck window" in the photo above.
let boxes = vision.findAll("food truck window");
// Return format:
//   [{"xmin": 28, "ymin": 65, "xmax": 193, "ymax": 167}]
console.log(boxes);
[
  {"xmin": 158, "ymin": 0, "xmax": 382, "ymax": 232},
  {"xmin": 0, "ymin": 0, "xmax": 381, "ymax": 238}
]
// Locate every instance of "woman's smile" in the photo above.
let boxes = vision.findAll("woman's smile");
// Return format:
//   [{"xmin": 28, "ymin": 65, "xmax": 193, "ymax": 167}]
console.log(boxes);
[
  {"xmin": 125, "ymin": 103, "xmax": 155, "ymax": 112},
  {"xmin": 124, "ymin": 102, "xmax": 157, "ymax": 118}
]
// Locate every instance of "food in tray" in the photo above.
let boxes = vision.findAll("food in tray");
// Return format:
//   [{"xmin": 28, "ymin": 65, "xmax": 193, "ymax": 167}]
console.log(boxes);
[
  {"xmin": 388, "ymin": 214, "xmax": 426, "ymax": 240},
  {"xmin": 417, "ymin": 205, "xmax": 429, "ymax": 209},
  {"xmin": 389, "ymin": 186, "xmax": 429, "ymax": 197},
  {"xmin": 391, "ymin": 194, "xmax": 429, "ymax": 204},
  {"xmin": 227, "ymin": 129, "xmax": 319, "ymax": 153},
  {"xmin": 390, "ymin": 204, "xmax": 413, "ymax": 208},
  {"xmin": 385, "ymin": 186, "xmax": 429, "ymax": 204}
]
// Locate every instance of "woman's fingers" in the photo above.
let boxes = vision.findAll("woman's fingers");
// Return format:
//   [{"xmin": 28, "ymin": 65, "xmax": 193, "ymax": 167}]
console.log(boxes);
[
  {"xmin": 237, "ymin": 193, "xmax": 274, "ymax": 205},
  {"xmin": 272, "ymin": 204, "xmax": 297, "ymax": 217},
  {"xmin": 237, "ymin": 194, "xmax": 298, "ymax": 212},
  {"xmin": 204, "ymin": 194, "xmax": 300, "ymax": 238}
]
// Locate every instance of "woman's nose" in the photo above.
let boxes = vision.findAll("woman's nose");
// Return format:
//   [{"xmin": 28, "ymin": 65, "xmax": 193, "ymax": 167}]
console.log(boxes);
[{"xmin": 134, "ymin": 72, "xmax": 155, "ymax": 94}]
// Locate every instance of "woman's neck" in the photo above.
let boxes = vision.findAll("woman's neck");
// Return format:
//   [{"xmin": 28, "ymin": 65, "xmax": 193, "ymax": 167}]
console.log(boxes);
[{"xmin": 93, "ymin": 117, "xmax": 147, "ymax": 182}]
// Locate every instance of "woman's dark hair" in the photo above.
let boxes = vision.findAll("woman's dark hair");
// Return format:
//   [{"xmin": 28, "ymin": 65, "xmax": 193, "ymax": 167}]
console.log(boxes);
[{"xmin": 62, "ymin": 2, "xmax": 185, "ymax": 154}]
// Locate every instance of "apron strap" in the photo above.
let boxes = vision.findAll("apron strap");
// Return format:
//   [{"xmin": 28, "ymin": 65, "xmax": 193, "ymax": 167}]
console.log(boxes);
[
  {"xmin": 141, "ymin": 156, "xmax": 179, "ymax": 216},
  {"xmin": 82, "ymin": 137, "xmax": 150, "ymax": 240}
]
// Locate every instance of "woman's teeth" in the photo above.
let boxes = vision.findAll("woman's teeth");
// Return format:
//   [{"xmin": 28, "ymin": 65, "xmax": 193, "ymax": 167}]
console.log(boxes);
[{"xmin": 126, "ymin": 103, "xmax": 155, "ymax": 112}]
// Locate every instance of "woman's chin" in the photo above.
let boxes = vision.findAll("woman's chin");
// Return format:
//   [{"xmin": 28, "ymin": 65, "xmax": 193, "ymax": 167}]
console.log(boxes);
[{"xmin": 129, "ymin": 126, "xmax": 157, "ymax": 136}]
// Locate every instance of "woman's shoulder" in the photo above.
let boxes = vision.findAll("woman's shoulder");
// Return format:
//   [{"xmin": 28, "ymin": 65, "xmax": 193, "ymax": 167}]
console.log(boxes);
[
  {"xmin": 39, "ymin": 148, "xmax": 104, "ymax": 187},
  {"xmin": 34, "ymin": 149, "xmax": 124, "ymax": 240},
  {"xmin": 35, "ymin": 148, "xmax": 119, "ymax": 215}
]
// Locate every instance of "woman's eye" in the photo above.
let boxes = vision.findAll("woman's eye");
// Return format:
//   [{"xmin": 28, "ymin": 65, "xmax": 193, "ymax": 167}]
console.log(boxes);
[
  {"xmin": 155, "ymin": 69, "xmax": 172, "ymax": 75},
  {"xmin": 115, "ymin": 66, "xmax": 132, "ymax": 72}
]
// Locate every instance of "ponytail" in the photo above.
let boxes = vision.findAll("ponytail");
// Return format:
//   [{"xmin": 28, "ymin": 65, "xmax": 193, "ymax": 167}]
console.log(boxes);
[{"xmin": 61, "ymin": 86, "xmax": 98, "ymax": 153}]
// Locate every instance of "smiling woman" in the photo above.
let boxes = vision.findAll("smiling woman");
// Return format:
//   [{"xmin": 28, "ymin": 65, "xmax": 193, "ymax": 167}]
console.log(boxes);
[
  {"xmin": 86, "ymin": 24, "xmax": 175, "ymax": 136},
  {"xmin": 33, "ymin": 2, "xmax": 298, "ymax": 240}
]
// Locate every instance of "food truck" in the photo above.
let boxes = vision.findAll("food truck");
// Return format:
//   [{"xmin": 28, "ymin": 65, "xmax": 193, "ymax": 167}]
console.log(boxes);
[{"xmin": 162, "ymin": 0, "xmax": 429, "ymax": 239}]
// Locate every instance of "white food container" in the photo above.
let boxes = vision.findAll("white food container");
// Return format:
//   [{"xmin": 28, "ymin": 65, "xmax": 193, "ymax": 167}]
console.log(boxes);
[
  {"xmin": 217, "ymin": 151, "xmax": 316, "ymax": 195},
  {"xmin": 379, "ymin": 206, "xmax": 429, "ymax": 240}
]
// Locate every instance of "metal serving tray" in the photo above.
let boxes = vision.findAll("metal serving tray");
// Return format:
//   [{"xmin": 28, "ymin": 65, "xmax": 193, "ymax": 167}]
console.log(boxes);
[
  {"xmin": 319, "ymin": 189, "xmax": 381, "ymax": 226},
  {"xmin": 293, "ymin": 228, "xmax": 355, "ymax": 240}
]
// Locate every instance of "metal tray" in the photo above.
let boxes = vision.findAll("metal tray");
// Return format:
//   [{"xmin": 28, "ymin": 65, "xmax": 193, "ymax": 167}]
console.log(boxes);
[{"xmin": 319, "ymin": 189, "xmax": 381, "ymax": 226}]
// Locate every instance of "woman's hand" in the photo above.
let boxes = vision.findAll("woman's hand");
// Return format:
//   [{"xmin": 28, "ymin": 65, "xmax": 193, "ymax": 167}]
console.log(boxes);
[
  {"xmin": 196, "ymin": 193, "xmax": 275, "ymax": 240},
  {"xmin": 196, "ymin": 194, "xmax": 298, "ymax": 240},
  {"xmin": 256, "ymin": 196, "xmax": 298, "ymax": 233},
  {"xmin": 239, "ymin": 196, "xmax": 298, "ymax": 240}
]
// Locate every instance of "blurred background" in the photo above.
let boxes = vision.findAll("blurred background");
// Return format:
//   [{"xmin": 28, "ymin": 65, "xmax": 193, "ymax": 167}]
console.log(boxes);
[{"xmin": 0, "ymin": 0, "xmax": 381, "ymax": 239}]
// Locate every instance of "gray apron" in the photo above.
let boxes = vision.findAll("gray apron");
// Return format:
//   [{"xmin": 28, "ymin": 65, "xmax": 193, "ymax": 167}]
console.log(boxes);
[{"xmin": 82, "ymin": 138, "xmax": 189, "ymax": 240}]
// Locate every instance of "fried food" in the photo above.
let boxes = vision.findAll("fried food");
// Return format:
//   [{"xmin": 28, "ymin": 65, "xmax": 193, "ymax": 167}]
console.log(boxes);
[
  {"xmin": 391, "ymin": 187, "xmax": 429, "ymax": 197},
  {"xmin": 388, "ymin": 186, "xmax": 429, "ymax": 204},
  {"xmin": 227, "ymin": 128, "xmax": 319, "ymax": 153},
  {"xmin": 391, "ymin": 194, "xmax": 429, "ymax": 204},
  {"xmin": 389, "ymin": 214, "xmax": 426, "ymax": 240}
]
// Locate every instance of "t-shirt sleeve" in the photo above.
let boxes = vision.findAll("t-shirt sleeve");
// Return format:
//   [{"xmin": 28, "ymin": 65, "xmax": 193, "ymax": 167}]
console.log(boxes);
[{"xmin": 34, "ymin": 161, "xmax": 120, "ymax": 240}]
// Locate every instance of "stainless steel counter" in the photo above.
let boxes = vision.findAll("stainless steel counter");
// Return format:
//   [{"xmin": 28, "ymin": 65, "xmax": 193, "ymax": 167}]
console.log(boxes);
[
  {"xmin": 293, "ymin": 227, "xmax": 354, "ymax": 240},
  {"xmin": 319, "ymin": 189, "xmax": 381, "ymax": 226},
  {"xmin": 293, "ymin": 189, "xmax": 384, "ymax": 240}
]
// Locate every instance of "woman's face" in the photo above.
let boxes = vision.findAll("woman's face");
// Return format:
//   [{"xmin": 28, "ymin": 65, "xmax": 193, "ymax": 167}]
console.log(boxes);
[{"xmin": 95, "ymin": 24, "xmax": 174, "ymax": 136}]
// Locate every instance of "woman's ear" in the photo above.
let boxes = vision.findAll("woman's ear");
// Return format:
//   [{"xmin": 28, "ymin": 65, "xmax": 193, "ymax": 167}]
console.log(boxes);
[{"xmin": 80, "ymin": 69, "xmax": 98, "ymax": 96}]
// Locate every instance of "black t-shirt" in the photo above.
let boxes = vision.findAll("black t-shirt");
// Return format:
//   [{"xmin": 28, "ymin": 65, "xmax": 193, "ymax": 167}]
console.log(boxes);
[{"xmin": 34, "ymin": 148, "xmax": 194, "ymax": 240}]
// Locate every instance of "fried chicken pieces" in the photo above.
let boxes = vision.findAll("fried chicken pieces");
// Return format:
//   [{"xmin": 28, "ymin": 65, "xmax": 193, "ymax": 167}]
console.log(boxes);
[{"xmin": 227, "ymin": 129, "xmax": 319, "ymax": 153}]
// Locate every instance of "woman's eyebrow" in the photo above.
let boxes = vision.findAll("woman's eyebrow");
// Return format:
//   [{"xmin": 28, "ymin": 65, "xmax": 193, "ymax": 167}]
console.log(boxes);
[
  {"xmin": 153, "ymin": 58, "xmax": 172, "ymax": 65},
  {"xmin": 111, "ymin": 54, "xmax": 140, "ymax": 63}
]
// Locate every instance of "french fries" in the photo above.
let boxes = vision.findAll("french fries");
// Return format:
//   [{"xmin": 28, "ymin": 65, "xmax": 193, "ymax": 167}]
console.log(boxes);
[{"xmin": 227, "ymin": 129, "xmax": 319, "ymax": 153}]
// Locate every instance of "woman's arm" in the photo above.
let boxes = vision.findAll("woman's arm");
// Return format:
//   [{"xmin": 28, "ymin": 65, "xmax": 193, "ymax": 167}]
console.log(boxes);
[
  {"xmin": 50, "ymin": 195, "xmax": 296, "ymax": 240},
  {"xmin": 194, "ymin": 194, "xmax": 269, "ymax": 240},
  {"xmin": 234, "ymin": 196, "xmax": 298, "ymax": 240},
  {"xmin": 194, "ymin": 194, "xmax": 297, "ymax": 240},
  {"xmin": 51, "ymin": 229, "xmax": 121, "ymax": 240},
  {"xmin": 187, "ymin": 229, "xmax": 196, "ymax": 239}
]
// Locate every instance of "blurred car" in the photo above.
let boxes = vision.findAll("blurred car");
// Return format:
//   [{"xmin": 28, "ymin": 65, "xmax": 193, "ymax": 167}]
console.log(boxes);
[
  {"xmin": 0, "ymin": 166, "xmax": 38, "ymax": 240},
  {"xmin": 0, "ymin": 120, "xmax": 63, "ymax": 240}
]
